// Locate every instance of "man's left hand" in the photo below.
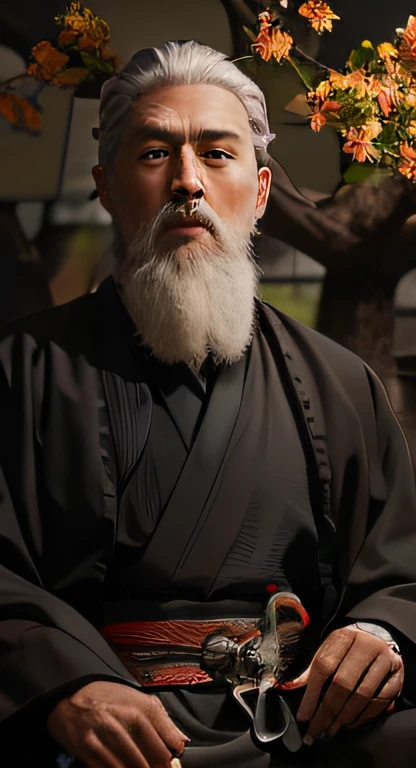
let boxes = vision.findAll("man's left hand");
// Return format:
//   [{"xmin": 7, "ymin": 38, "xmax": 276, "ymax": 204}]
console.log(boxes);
[{"xmin": 294, "ymin": 626, "xmax": 404, "ymax": 744}]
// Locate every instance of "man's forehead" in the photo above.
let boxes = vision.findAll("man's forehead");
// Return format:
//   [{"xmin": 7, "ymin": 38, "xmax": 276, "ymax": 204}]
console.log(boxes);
[
  {"xmin": 126, "ymin": 86, "xmax": 252, "ymax": 143},
  {"xmin": 126, "ymin": 120, "xmax": 245, "ymax": 147}
]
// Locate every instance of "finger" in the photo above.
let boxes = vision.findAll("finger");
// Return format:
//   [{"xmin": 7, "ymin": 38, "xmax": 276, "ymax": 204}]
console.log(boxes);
[
  {"xmin": 131, "ymin": 712, "xmax": 182, "ymax": 768},
  {"xmin": 297, "ymin": 631, "xmax": 355, "ymax": 723},
  {"xmin": 348, "ymin": 667, "xmax": 404, "ymax": 730},
  {"xmin": 366, "ymin": 664, "xmax": 404, "ymax": 708},
  {"xmin": 326, "ymin": 693, "xmax": 396, "ymax": 739},
  {"xmin": 302, "ymin": 643, "xmax": 385, "ymax": 743},
  {"xmin": 348, "ymin": 698, "xmax": 391, "ymax": 730},
  {"xmin": 81, "ymin": 730, "xmax": 149, "ymax": 768},
  {"xmin": 145, "ymin": 696, "xmax": 190, "ymax": 755},
  {"xmin": 99, "ymin": 714, "xmax": 153, "ymax": 768},
  {"xmin": 324, "ymin": 654, "xmax": 393, "ymax": 737}
]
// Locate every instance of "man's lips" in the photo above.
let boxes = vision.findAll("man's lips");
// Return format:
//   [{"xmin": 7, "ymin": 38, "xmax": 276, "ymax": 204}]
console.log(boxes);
[{"xmin": 162, "ymin": 216, "xmax": 212, "ymax": 236}]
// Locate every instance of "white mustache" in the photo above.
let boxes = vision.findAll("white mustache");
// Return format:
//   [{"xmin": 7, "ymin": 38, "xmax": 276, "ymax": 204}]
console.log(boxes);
[{"xmin": 149, "ymin": 198, "xmax": 224, "ymax": 245}]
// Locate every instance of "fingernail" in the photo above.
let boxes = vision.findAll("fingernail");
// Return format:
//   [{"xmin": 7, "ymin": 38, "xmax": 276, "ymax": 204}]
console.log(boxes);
[{"xmin": 303, "ymin": 736, "xmax": 314, "ymax": 747}]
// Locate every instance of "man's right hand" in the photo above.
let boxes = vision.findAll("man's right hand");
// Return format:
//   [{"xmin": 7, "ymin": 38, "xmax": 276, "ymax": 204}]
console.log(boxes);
[{"xmin": 47, "ymin": 681, "xmax": 189, "ymax": 768}]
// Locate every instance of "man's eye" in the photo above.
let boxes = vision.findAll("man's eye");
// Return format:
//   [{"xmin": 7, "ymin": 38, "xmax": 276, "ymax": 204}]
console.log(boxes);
[
  {"xmin": 201, "ymin": 149, "xmax": 234, "ymax": 160},
  {"xmin": 139, "ymin": 148, "xmax": 169, "ymax": 160}
]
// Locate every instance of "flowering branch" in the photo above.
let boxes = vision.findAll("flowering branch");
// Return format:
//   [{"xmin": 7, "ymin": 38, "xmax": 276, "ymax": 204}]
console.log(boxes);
[
  {"xmin": 235, "ymin": 3, "xmax": 339, "ymax": 90},
  {"xmin": 0, "ymin": 2, "xmax": 121, "ymax": 134},
  {"xmin": 305, "ymin": 17, "xmax": 416, "ymax": 180}
]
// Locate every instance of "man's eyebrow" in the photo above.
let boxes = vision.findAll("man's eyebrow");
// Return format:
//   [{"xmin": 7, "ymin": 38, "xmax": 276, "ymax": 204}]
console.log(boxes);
[{"xmin": 129, "ymin": 125, "xmax": 242, "ymax": 145}]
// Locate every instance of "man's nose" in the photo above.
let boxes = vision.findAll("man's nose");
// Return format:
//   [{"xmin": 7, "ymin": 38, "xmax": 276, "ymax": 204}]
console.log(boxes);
[{"xmin": 171, "ymin": 145, "xmax": 205, "ymax": 203}]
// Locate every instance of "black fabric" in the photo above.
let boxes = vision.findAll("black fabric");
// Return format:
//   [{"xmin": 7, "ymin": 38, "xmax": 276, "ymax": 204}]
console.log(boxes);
[
  {"xmin": 1, "ymin": 277, "xmax": 416, "ymax": 767},
  {"xmin": 128, "ymin": 348, "xmax": 248, "ymax": 596},
  {"xmin": 103, "ymin": 312, "xmax": 319, "ymax": 608}
]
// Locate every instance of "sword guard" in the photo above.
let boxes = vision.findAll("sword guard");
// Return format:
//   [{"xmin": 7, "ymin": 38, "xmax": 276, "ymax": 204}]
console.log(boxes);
[
  {"xmin": 230, "ymin": 592, "xmax": 310, "ymax": 752},
  {"xmin": 233, "ymin": 682, "xmax": 303, "ymax": 752}
]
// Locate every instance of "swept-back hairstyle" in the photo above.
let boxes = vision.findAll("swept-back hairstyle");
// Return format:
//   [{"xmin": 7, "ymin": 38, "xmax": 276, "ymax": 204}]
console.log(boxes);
[{"xmin": 98, "ymin": 40, "xmax": 275, "ymax": 168}]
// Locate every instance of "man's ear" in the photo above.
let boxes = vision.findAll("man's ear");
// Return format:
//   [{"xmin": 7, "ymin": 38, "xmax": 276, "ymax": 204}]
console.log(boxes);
[
  {"xmin": 92, "ymin": 165, "xmax": 114, "ymax": 216},
  {"xmin": 256, "ymin": 166, "xmax": 272, "ymax": 219}
]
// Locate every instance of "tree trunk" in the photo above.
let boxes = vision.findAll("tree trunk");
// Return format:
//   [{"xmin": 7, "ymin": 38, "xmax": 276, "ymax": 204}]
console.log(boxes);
[
  {"xmin": 317, "ymin": 268, "xmax": 416, "ymax": 470},
  {"xmin": 317, "ymin": 270, "xmax": 397, "ymax": 376}
]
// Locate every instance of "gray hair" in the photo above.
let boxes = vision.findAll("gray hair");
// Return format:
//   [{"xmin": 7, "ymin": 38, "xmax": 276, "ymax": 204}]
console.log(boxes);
[{"xmin": 98, "ymin": 40, "xmax": 275, "ymax": 169}]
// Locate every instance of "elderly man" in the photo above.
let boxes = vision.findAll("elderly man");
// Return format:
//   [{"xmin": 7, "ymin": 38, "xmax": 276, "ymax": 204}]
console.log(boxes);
[{"xmin": 1, "ymin": 40, "xmax": 416, "ymax": 768}]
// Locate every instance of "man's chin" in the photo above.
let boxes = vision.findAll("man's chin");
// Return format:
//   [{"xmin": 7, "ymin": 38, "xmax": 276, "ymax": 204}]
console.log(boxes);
[{"xmin": 156, "ymin": 229, "xmax": 214, "ymax": 260}]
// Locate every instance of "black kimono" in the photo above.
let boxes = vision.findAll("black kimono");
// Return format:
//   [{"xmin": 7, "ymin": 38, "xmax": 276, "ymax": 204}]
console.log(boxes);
[{"xmin": 1, "ymin": 276, "xmax": 416, "ymax": 768}]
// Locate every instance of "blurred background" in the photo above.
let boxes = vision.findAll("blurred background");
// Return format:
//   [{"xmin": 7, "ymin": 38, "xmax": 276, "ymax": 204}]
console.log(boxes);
[{"xmin": 3, "ymin": 0, "xmax": 416, "ymax": 462}]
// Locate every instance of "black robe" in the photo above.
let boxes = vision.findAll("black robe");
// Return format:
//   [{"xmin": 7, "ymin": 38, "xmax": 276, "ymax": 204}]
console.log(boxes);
[{"xmin": 1, "ymin": 277, "xmax": 416, "ymax": 767}]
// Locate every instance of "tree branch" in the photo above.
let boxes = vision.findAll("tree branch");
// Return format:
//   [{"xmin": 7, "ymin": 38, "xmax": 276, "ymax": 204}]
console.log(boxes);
[{"xmin": 220, "ymin": 0, "xmax": 257, "ymax": 27}]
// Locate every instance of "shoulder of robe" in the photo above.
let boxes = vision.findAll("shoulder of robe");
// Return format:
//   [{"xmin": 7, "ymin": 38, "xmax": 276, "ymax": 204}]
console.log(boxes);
[
  {"xmin": 0, "ymin": 288, "xmax": 97, "ymax": 363},
  {"xmin": 263, "ymin": 302, "xmax": 366, "ymax": 372},
  {"xmin": 262, "ymin": 301, "xmax": 378, "ymax": 410},
  {"xmin": 1, "ymin": 289, "xmax": 95, "ymax": 345}
]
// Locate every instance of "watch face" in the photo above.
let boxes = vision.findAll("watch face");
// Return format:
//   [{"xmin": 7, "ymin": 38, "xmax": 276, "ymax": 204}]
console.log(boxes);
[{"xmin": 355, "ymin": 622, "xmax": 393, "ymax": 643}]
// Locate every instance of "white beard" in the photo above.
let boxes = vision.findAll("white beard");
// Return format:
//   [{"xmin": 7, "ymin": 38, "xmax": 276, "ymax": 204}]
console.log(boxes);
[{"xmin": 118, "ymin": 201, "xmax": 261, "ymax": 371}]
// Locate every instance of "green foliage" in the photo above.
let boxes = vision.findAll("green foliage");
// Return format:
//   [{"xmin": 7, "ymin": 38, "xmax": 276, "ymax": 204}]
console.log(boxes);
[
  {"xmin": 243, "ymin": 26, "xmax": 257, "ymax": 43},
  {"xmin": 343, "ymin": 163, "xmax": 393, "ymax": 184},
  {"xmin": 330, "ymin": 89, "xmax": 375, "ymax": 127},
  {"xmin": 80, "ymin": 52, "xmax": 114, "ymax": 75},
  {"xmin": 260, "ymin": 283, "xmax": 321, "ymax": 329},
  {"xmin": 348, "ymin": 41, "xmax": 376, "ymax": 71},
  {"xmin": 287, "ymin": 55, "xmax": 322, "ymax": 91},
  {"xmin": 377, "ymin": 121, "xmax": 399, "ymax": 153}
]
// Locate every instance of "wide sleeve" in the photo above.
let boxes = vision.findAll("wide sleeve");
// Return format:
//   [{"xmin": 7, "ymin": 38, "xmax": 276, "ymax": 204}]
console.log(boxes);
[
  {"xmin": 0, "ymin": 333, "xmax": 138, "ymax": 750},
  {"xmin": 330, "ymin": 367, "xmax": 416, "ymax": 699},
  {"xmin": 339, "ymin": 367, "xmax": 416, "ymax": 638}
]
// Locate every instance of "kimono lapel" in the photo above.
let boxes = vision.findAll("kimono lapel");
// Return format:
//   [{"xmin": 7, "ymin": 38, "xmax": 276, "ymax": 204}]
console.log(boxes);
[
  {"xmin": 169, "ymin": 336, "xmax": 267, "ymax": 595},
  {"xmin": 260, "ymin": 302, "xmax": 336, "ymax": 585},
  {"xmin": 156, "ymin": 305, "xmax": 335, "ymax": 597},
  {"xmin": 157, "ymin": 384, "xmax": 201, "ymax": 450},
  {"xmin": 131, "ymin": 351, "xmax": 248, "ymax": 593},
  {"xmin": 147, "ymin": 362, "xmax": 205, "ymax": 451},
  {"xmin": 91, "ymin": 278, "xmax": 153, "ymax": 569}
]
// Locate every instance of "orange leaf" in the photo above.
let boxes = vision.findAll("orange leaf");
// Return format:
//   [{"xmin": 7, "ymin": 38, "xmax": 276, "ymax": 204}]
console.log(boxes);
[
  {"xmin": 399, "ymin": 142, "xmax": 416, "ymax": 179},
  {"xmin": 378, "ymin": 42, "xmax": 398, "ymax": 60},
  {"xmin": 0, "ymin": 92, "xmax": 41, "ymax": 131},
  {"xmin": 378, "ymin": 89, "xmax": 395, "ymax": 117},
  {"xmin": 311, "ymin": 113, "xmax": 326, "ymax": 131},
  {"xmin": 252, "ymin": 27, "xmax": 293, "ymax": 63},
  {"xmin": 54, "ymin": 67, "xmax": 88, "ymax": 85},
  {"xmin": 315, "ymin": 80, "xmax": 332, "ymax": 100},
  {"xmin": 298, "ymin": 1, "xmax": 340, "ymax": 34},
  {"xmin": 27, "ymin": 41, "xmax": 69, "ymax": 81},
  {"xmin": 321, "ymin": 100, "xmax": 341, "ymax": 112},
  {"xmin": 58, "ymin": 29, "xmax": 79, "ymax": 46},
  {"xmin": 400, "ymin": 142, "xmax": 416, "ymax": 162},
  {"xmin": 55, "ymin": 3, "xmax": 94, "ymax": 34},
  {"xmin": 343, "ymin": 123, "xmax": 382, "ymax": 164},
  {"xmin": 78, "ymin": 33, "xmax": 98, "ymax": 51},
  {"xmin": 398, "ymin": 15, "xmax": 416, "ymax": 64},
  {"xmin": 80, "ymin": 20, "xmax": 110, "ymax": 49}
]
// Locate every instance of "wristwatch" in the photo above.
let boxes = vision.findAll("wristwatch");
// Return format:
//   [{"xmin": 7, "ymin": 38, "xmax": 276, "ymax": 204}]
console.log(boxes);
[{"xmin": 350, "ymin": 621, "xmax": 401, "ymax": 655}]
